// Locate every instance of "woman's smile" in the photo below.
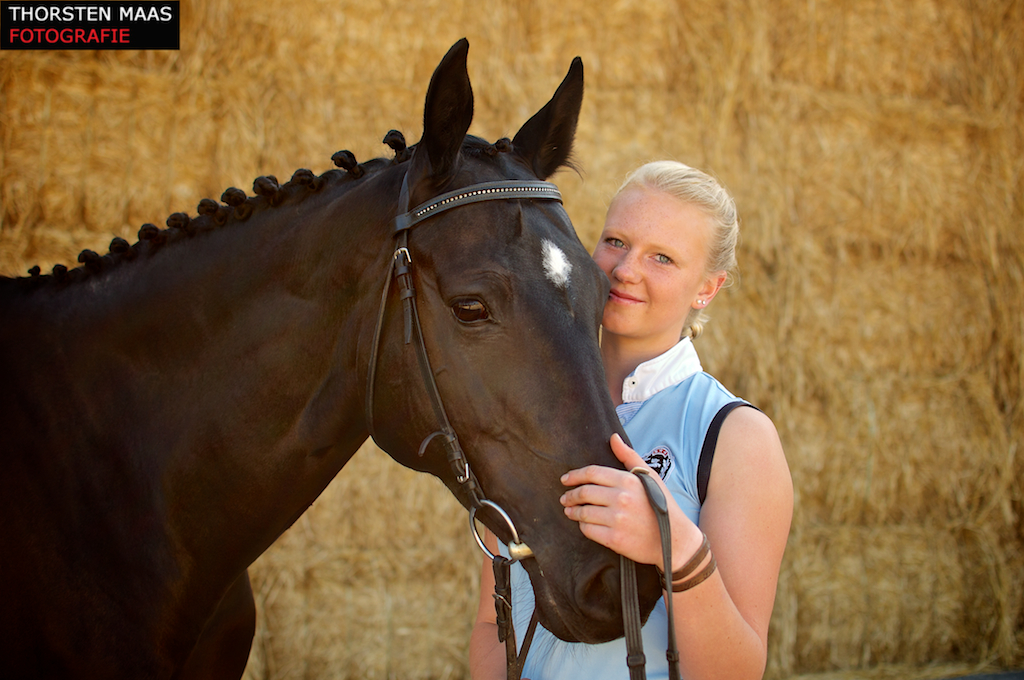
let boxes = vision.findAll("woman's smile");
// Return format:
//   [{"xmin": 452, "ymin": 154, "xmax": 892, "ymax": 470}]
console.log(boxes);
[{"xmin": 608, "ymin": 288, "xmax": 644, "ymax": 305}]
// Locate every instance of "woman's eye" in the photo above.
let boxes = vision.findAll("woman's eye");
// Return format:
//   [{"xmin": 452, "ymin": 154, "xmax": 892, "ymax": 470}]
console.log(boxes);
[
  {"xmin": 655, "ymin": 253, "xmax": 673, "ymax": 265},
  {"xmin": 451, "ymin": 298, "xmax": 490, "ymax": 323},
  {"xmin": 606, "ymin": 237, "xmax": 625, "ymax": 248}
]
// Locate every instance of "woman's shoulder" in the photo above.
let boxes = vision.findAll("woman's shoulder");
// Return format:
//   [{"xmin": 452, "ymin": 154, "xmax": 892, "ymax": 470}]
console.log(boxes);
[
  {"xmin": 710, "ymin": 405, "xmax": 791, "ymax": 501},
  {"xmin": 719, "ymin": 403, "xmax": 779, "ymax": 443}
]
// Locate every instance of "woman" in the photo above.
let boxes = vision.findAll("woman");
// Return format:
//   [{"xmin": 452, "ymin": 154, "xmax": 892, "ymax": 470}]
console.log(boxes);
[{"xmin": 469, "ymin": 161, "xmax": 793, "ymax": 680}]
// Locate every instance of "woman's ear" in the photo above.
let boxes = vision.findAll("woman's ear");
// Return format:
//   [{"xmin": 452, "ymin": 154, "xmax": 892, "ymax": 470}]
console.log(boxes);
[{"xmin": 693, "ymin": 271, "xmax": 728, "ymax": 308}]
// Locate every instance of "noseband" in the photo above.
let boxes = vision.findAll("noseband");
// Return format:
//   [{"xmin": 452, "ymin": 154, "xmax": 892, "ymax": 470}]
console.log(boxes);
[{"xmin": 366, "ymin": 171, "xmax": 682, "ymax": 680}]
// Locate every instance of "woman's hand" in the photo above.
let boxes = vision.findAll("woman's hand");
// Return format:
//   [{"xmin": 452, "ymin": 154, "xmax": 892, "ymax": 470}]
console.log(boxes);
[{"xmin": 559, "ymin": 433, "xmax": 703, "ymax": 570}]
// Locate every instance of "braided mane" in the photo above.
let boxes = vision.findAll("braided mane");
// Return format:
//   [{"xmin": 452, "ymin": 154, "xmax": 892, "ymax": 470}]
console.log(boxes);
[{"xmin": 13, "ymin": 131, "xmax": 516, "ymax": 290}]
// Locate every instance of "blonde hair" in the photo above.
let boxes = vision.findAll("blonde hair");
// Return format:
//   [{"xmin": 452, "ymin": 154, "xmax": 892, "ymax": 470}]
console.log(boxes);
[{"xmin": 615, "ymin": 160, "xmax": 739, "ymax": 339}]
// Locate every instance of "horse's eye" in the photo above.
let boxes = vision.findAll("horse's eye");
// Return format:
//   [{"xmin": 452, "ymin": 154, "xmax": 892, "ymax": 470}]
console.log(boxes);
[{"xmin": 451, "ymin": 298, "xmax": 489, "ymax": 323}]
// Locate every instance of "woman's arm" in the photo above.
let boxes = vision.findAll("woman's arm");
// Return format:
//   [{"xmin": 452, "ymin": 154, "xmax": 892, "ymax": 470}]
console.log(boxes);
[
  {"xmin": 668, "ymin": 407, "xmax": 792, "ymax": 680},
  {"xmin": 560, "ymin": 409, "xmax": 793, "ymax": 680}
]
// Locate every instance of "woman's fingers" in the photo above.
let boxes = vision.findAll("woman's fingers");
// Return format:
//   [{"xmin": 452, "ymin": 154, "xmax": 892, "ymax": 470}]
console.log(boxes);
[
  {"xmin": 609, "ymin": 432, "xmax": 647, "ymax": 470},
  {"xmin": 562, "ymin": 500, "xmax": 613, "ymax": 525},
  {"xmin": 560, "ymin": 478, "xmax": 623, "ymax": 507},
  {"xmin": 560, "ymin": 462, "xmax": 627, "ymax": 488}
]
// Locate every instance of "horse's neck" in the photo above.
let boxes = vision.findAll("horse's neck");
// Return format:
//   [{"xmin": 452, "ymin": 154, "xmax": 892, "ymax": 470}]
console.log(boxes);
[{"xmin": 7, "ymin": 179, "xmax": 396, "ymax": 580}]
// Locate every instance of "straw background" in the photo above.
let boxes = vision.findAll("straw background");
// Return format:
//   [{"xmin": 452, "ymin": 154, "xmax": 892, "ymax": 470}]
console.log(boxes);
[{"xmin": 1, "ymin": 1, "xmax": 1021, "ymax": 678}]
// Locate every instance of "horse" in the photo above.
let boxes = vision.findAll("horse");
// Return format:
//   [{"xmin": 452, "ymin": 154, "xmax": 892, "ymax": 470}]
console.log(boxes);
[{"xmin": 0, "ymin": 39, "xmax": 662, "ymax": 679}]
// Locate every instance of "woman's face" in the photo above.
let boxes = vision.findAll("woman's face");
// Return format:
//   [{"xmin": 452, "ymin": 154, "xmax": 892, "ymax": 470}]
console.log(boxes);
[{"xmin": 592, "ymin": 185, "xmax": 723, "ymax": 350}]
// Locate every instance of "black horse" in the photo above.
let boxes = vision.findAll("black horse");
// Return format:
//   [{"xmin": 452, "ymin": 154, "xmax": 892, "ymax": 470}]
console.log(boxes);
[{"xmin": 0, "ymin": 40, "xmax": 661, "ymax": 678}]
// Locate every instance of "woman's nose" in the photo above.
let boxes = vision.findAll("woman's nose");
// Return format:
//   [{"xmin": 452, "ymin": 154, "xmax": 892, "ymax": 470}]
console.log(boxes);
[{"xmin": 612, "ymin": 255, "xmax": 640, "ymax": 283}]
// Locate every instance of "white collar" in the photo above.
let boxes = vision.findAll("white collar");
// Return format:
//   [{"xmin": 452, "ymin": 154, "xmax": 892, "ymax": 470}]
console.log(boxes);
[{"xmin": 620, "ymin": 338, "xmax": 703, "ymax": 404}]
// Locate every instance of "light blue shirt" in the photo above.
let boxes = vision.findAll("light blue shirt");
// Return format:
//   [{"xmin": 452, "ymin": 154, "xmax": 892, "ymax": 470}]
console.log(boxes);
[{"xmin": 504, "ymin": 339, "xmax": 745, "ymax": 680}]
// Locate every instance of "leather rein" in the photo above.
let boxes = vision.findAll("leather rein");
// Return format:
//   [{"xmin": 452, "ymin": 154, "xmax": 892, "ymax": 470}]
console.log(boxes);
[{"xmin": 365, "ymin": 173, "xmax": 682, "ymax": 680}]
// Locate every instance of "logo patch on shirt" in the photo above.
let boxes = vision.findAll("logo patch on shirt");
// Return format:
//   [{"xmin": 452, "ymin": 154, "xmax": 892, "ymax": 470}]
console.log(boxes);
[{"xmin": 643, "ymin": 446, "xmax": 673, "ymax": 479}]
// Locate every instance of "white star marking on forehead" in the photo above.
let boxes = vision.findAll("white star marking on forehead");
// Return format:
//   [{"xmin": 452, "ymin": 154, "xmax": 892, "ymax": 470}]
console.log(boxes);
[{"xmin": 542, "ymin": 239, "xmax": 572, "ymax": 289}]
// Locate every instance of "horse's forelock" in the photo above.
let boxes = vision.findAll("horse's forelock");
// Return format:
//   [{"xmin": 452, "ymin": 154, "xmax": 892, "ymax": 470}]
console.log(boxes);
[{"xmin": 461, "ymin": 134, "xmax": 515, "ymax": 161}]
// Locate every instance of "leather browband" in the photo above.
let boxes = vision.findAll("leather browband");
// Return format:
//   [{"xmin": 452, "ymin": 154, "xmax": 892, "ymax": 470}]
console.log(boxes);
[{"xmin": 393, "ymin": 180, "xmax": 562, "ymax": 234}]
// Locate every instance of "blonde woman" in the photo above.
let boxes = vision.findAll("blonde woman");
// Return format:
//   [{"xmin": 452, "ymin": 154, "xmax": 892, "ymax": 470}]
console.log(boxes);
[{"xmin": 470, "ymin": 161, "xmax": 793, "ymax": 680}]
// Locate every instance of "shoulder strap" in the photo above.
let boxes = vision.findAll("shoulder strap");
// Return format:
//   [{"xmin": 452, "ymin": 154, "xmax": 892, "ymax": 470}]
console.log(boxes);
[{"xmin": 697, "ymin": 401, "xmax": 757, "ymax": 505}]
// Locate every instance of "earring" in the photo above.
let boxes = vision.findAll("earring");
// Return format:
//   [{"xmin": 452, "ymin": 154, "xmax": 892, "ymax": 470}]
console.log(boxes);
[{"xmin": 697, "ymin": 300, "xmax": 706, "ymax": 306}]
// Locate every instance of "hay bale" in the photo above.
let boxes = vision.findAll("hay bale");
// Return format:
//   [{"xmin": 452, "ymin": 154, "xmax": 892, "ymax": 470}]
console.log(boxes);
[
  {"xmin": 246, "ymin": 441, "xmax": 478, "ymax": 679},
  {"xmin": 2, "ymin": 0, "xmax": 1022, "ymax": 677}
]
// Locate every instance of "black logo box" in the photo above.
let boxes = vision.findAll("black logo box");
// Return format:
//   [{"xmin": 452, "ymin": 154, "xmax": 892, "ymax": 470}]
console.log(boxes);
[{"xmin": 2, "ymin": 1, "xmax": 180, "ymax": 50}]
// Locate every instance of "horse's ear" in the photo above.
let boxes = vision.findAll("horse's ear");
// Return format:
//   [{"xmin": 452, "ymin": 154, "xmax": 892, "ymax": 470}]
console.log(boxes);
[
  {"xmin": 407, "ymin": 39, "xmax": 474, "ymax": 203},
  {"xmin": 512, "ymin": 57, "xmax": 584, "ymax": 180}
]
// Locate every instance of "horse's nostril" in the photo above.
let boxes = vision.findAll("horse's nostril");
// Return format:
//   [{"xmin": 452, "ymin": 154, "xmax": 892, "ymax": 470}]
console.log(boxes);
[
  {"xmin": 600, "ymin": 564, "xmax": 621, "ymax": 601},
  {"xmin": 575, "ymin": 563, "xmax": 622, "ymax": 627},
  {"xmin": 564, "ymin": 558, "xmax": 663, "ymax": 644}
]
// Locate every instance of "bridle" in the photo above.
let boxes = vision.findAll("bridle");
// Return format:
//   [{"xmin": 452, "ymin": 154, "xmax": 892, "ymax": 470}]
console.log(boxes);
[
  {"xmin": 365, "ymin": 171, "xmax": 682, "ymax": 680},
  {"xmin": 364, "ymin": 173, "xmax": 560, "ymax": 550}
]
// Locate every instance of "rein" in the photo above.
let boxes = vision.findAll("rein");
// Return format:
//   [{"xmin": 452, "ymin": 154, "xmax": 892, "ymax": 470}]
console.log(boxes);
[
  {"xmin": 366, "ymin": 172, "xmax": 682, "ymax": 680},
  {"xmin": 627, "ymin": 468, "xmax": 682, "ymax": 680}
]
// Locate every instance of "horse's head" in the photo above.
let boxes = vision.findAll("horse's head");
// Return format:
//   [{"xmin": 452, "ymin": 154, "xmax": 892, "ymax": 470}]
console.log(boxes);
[{"xmin": 366, "ymin": 40, "xmax": 662, "ymax": 643}]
